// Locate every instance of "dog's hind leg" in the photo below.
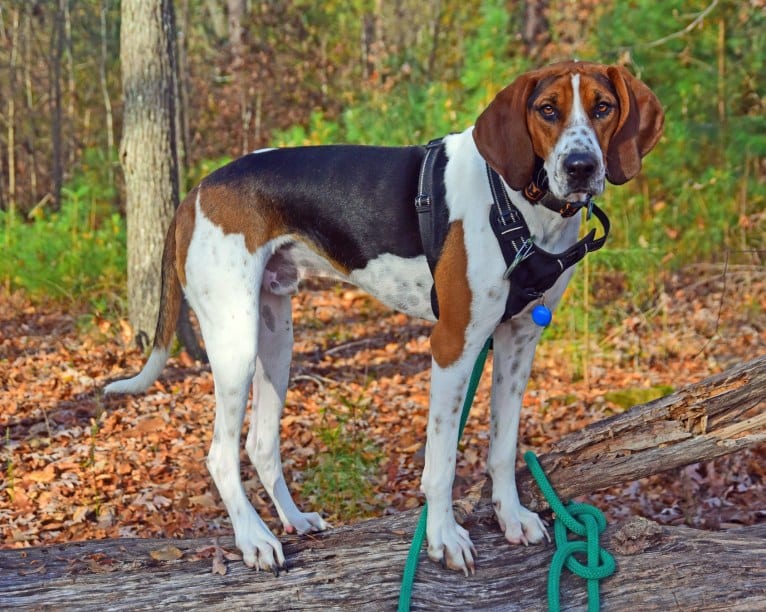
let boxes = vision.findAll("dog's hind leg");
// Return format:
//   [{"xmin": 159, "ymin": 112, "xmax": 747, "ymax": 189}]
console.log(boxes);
[
  {"xmin": 245, "ymin": 290, "xmax": 328, "ymax": 535},
  {"xmin": 189, "ymin": 240, "xmax": 285, "ymax": 572}
]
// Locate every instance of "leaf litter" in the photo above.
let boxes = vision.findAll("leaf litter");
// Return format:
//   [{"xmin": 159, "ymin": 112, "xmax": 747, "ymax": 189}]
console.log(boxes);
[{"xmin": 1, "ymin": 268, "xmax": 764, "ymax": 556}]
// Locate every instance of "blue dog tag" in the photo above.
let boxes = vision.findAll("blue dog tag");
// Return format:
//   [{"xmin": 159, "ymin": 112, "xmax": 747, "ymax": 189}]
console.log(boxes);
[{"xmin": 531, "ymin": 304, "xmax": 552, "ymax": 327}]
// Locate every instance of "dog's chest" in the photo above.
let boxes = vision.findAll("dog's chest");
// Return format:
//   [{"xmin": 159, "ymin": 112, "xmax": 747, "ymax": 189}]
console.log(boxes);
[{"xmin": 285, "ymin": 240, "xmax": 436, "ymax": 321}]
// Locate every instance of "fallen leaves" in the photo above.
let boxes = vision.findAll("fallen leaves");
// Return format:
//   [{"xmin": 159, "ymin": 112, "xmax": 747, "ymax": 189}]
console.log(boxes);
[{"xmin": 0, "ymin": 268, "xmax": 764, "ymax": 553}]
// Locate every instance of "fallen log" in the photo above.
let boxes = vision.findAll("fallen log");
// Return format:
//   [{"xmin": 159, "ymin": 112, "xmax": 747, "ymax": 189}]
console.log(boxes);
[
  {"xmin": 514, "ymin": 353, "xmax": 766, "ymax": 512},
  {"xmin": 1, "ymin": 356, "xmax": 764, "ymax": 610}
]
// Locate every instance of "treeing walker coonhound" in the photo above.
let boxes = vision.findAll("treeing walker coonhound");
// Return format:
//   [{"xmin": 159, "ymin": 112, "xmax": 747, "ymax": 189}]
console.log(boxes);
[{"xmin": 106, "ymin": 61, "xmax": 664, "ymax": 575}]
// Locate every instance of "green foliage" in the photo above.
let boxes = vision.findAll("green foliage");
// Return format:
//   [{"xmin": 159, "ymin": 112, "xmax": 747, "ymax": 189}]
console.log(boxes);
[
  {"xmin": 300, "ymin": 391, "xmax": 383, "ymax": 521},
  {"xmin": 273, "ymin": 0, "xmax": 528, "ymax": 147},
  {"xmin": 1, "ymin": 148, "xmax": 126, "ymax": 312},
  {"xmin": 588, "ymin": 0, "xmax": 764, "ymax": 260}
]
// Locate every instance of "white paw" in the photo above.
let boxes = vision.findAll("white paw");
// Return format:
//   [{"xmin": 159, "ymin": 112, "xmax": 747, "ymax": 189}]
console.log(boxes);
[
  {"xmin": 283, "ymin": 512, "xmax": 330, "ymax": 535},
  {"xmin": 234, "ymin": 513, "xmax": 286, "ymax": 573},
  {"xmin": 427, "ymin": 514, "xmax": 477, "ymax": 575},
  {"xmin": 495, "ymin": 501, "xmax": 549, "ymax": 545}
]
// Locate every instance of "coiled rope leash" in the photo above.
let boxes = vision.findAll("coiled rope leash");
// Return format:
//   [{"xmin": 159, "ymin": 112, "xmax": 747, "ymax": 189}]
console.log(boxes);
[{"xmin": 524, "ymin": 451, "xmax": 616, "ymax": 612}]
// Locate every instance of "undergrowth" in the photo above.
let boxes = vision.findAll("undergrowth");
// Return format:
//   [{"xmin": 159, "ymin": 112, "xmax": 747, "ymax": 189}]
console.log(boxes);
[
  {"xmin": 0, "ymin": 149, "xmax": 126, "ymax": 317},
  {"xmin": 299, "ymin": 389, "xmax": 383, "ymax": 521}
]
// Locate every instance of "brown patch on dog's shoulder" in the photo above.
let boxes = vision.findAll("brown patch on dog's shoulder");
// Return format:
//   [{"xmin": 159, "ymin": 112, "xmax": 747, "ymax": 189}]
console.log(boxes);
[
  {"xmin": 430, "ymin": 222, "xmax": 472, "ymax": 368},
  {"xmin": 175, "ymin": 187, "xmax": 197, "ymax": 286},
  {"xmin": 199, "ymin": 182, "xmax": 287, "ymax": 254}
]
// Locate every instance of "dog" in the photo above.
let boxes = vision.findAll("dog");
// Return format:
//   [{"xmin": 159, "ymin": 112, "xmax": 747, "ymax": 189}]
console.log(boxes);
[{"xmin": 105, "ymin": 61, "xmax": 664, "ymax": 575}]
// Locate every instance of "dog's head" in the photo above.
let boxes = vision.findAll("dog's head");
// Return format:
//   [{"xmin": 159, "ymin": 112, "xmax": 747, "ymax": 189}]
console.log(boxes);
[{"xmin": 473, "ymin": 61, "xmax": 665, "ymax": 202}]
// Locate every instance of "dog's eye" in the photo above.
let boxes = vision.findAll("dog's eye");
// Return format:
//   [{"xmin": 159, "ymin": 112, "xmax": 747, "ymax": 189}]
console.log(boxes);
[
  {"xmin": 538, "ymin": 104, "xmax": 558, "ymax": 121},
  {"xmin": 593, "ymin": 101, "xmax": 613, "ymax": 119}
]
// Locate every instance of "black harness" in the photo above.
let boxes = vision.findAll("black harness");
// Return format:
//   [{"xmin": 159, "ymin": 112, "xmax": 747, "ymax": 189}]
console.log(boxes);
[{"xmin": 416, "ymin": 138, "xmax": 610, "ymax": 323}]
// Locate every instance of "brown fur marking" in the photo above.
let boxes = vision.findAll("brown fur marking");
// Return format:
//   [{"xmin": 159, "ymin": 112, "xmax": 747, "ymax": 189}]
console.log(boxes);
[
  {"xmin": 430, "ymin": 222, "xmax": 472, "ymax": 368},
  {"xmin": 152, "ymin": 215, "xmax": 183, "ymax": 350},
  {"xmin": 199, "ymin": 182, "xmax": 287, "ymax": 254},
  {"xmin": 175, "ymin": 187, "xmax": 197, "ymax": 287}
]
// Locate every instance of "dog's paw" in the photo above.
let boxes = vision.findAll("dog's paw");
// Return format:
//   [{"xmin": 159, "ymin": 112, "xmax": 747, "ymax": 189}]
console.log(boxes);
[
  {"xmin": 495, "ymin": 501, "xmax": 549, "ymax": 546},
  {"xmin": 427, "ymin": 518, "xmax": 477, "ymax": 575},
  {"xmin": 235, "ymin": 517, "xmax": 286, "ymax": 574},
  {"xmin": 283, "ymin": 512, "xmax": 329, "ymax": 535}
]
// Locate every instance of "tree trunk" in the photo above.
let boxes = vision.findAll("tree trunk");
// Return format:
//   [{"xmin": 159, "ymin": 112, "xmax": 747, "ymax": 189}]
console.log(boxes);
[
  {"xmin": 5, "ymin": 7, "xmax": 20, "ymax": 214},
  {"xmin": 119, "ymin": 0, "xmax": 179, "ymax": 348},
  {"xmin": 2, "ymin": 357, "xmax": 764, "ymax": 609},
  {"xmin": 50, "ymin": 0, "xmax": 65, "ymax": 211},
  {"xmin": 99, "ymin": 0, "xmax": 115, "ymax": 186},
  {"xmin": 522, "ymin": 0, "xmax": 550, "ymax": 59}
]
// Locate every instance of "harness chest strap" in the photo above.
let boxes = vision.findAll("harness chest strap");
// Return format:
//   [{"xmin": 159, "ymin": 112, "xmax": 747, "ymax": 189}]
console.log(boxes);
[
  {"xmin": 415, "ymin": 139, "xmax": 611, "ymax": 323},
  {"xmin": 486, "ymin": 162, "xmax": 611, "ymax": 321}
]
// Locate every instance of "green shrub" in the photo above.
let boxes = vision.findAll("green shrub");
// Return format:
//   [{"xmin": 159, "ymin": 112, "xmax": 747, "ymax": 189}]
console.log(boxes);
[{"xmin": 1, "ymin": 149, "xmax": 126, "ymax": 313}]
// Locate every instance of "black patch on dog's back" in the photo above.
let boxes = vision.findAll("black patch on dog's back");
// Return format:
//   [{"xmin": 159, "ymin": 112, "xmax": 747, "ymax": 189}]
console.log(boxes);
[{"xmin": 204, "ymin": 146, "xmax": 427, "ymax": 270}]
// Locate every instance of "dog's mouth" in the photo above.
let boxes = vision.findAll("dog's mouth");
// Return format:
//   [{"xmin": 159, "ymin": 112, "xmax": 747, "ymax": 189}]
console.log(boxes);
[{"xmin": 565, "ymin": 191, "xmax": 593, "ymax": 204}]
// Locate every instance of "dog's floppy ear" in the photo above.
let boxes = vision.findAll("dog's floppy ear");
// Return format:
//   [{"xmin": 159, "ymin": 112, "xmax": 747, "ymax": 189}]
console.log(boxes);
[
  {"xmin": 606, "ymin": 66, "xmax": 665, "ymax": 185},
  {"xmin": 473, "ymin": 74, "xmax": 538, "ymax": 191}
]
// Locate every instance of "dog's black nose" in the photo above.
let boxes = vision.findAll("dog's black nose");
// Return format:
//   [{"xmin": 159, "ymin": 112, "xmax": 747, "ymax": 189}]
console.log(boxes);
[{"xmin": 564, "ymin": 152, "xmax": 598, "ymax": 182}]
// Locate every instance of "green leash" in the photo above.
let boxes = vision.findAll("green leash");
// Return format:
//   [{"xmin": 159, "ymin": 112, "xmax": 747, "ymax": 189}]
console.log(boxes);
[
  {"xmin": 398, "ymin": 339, "xmax": 491, "ymax": 612},
  {"xmin": 524, "ymin": 451, "xmax": 615, "ymax": 612},
  {"xmin": 398, "ymin": 341, "xmax": 615, "ymax": 612}
]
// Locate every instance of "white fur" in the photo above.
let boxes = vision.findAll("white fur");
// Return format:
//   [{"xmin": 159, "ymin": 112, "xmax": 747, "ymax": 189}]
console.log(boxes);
[
  {"xmin": 104, "ymin": 348, "xmax": 169, "ymax": 394},
  {"xmin": 545, "ymin": 74, "xmax": 606, "ymax": 201}
]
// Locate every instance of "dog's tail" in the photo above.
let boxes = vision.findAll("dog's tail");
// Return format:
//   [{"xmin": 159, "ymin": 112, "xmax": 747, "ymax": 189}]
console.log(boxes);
[{"xmin": 105, "ymin": 215, "xmax": 182, "ymax": 395}]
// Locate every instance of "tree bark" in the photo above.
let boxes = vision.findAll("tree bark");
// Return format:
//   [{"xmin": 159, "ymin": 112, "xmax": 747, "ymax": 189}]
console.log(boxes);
[
  {"xmin": 119, "ymin": 0, "xmax": 179, "ymax": 348},
  {"xmin": 99, "ymin": 0, "xmax": 115, "ymax": 185},
  {"xmin": 513, "ymin": 354, "xmax": 765, "ymax": 513},
  {"xmin": 50, "ymin": 0, "xmax": 65, "ymax": 211},
  {"xmin": 1, "ymin": 518, "xmax": 763, "ymax": 610},
  {"xmin": 5, "ymin": 7, "xmax": 20, "ymax": 214},
  {"xmin": 1, "ymin": 357, "xmax": 764, "ymax": 609}
]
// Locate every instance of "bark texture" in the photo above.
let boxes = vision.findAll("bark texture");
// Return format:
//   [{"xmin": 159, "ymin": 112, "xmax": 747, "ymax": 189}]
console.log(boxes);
[{"xmin": 120, "ymin": 0, "xmax": 179, "ymax": 347}]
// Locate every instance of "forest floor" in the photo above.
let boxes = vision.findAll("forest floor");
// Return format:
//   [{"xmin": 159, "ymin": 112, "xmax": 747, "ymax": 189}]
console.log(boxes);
[{"xmin": 1, "ymin": 264, "xmax": 764, "ymax": 551}]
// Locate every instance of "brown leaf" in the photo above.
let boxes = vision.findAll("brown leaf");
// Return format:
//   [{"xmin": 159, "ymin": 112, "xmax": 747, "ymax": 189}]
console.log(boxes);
[
  {"xmin": 212, "ymin": 547, "xmax": 227, "ymax": 575},
  {"xmin": 149, "ymin": 545, "xmax": 184, "ymax": 562}
]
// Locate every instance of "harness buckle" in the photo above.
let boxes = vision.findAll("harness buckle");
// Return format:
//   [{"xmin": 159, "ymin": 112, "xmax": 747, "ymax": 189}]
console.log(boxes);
[
  {"xmin": 503, "ymin": 236, "xmax": 535, "ymax": 279},
  {"xmin": 415, "ymin": 194, "xmax": 431, "ymax": 211}
]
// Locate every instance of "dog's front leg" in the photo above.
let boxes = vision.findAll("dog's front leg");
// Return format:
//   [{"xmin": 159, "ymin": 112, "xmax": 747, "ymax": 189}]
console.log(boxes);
[
  {"xmin": 487, "ymin": 319, "xmax": 548, "ymax": 546},
  {"xmin": 421, "ymin": 347, "xmax": 486, "ymax": 575}
]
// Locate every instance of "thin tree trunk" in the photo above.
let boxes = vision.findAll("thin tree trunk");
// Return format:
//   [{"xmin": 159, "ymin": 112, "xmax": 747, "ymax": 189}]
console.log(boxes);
[
  {"xmin": 50, "ymin": 0, "xmax": 65, "ymax": 211},
  {"xmin": 99, "ymin": 0, "xmax": 115, "ymax": 185},
  {"xmin": 7, "ymin": 7, "xmax": 20, "ymax": 215},
  {"xmin": 176, "ymin": 0, "xmax": 191, "ymax": 186},
  {"xmin": 23, "ymin": 9, "xmax": 38, "ymax": 204},
  {"xmin": 63, "ymin": 0, "xmax": 76, "ymax": 170},
  {"xmin": 227, "ymin": 0, "xmax": 248, "ymax": 153},
  {"xmin": 120, "ymin": 0, "xmax": 179, "ymax": 348}
]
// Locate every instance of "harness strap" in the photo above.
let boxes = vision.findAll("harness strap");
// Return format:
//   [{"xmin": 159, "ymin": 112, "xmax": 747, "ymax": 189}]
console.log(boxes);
[
  {"xmin": 413, "ymin": 139, "xmax": 611, "ymax": 324},
  {"xmin": 415, "ymin": 138, "xmax": 449, "ymax": 318},
  {"xmin": 487, "ymin": 164, "xmax": 610, "ymax": 321}
]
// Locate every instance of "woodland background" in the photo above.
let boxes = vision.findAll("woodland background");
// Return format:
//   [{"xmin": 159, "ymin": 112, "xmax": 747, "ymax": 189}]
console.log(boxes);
[{"xmin": 0, "ymin": 0, "xmax": 764, "ymax": 555}]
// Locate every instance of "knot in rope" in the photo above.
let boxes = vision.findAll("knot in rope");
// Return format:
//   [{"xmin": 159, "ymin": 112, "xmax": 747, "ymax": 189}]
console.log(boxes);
[{"xmin": 524, "ymin": 451, "xmax": 616, "ymax": 612}]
